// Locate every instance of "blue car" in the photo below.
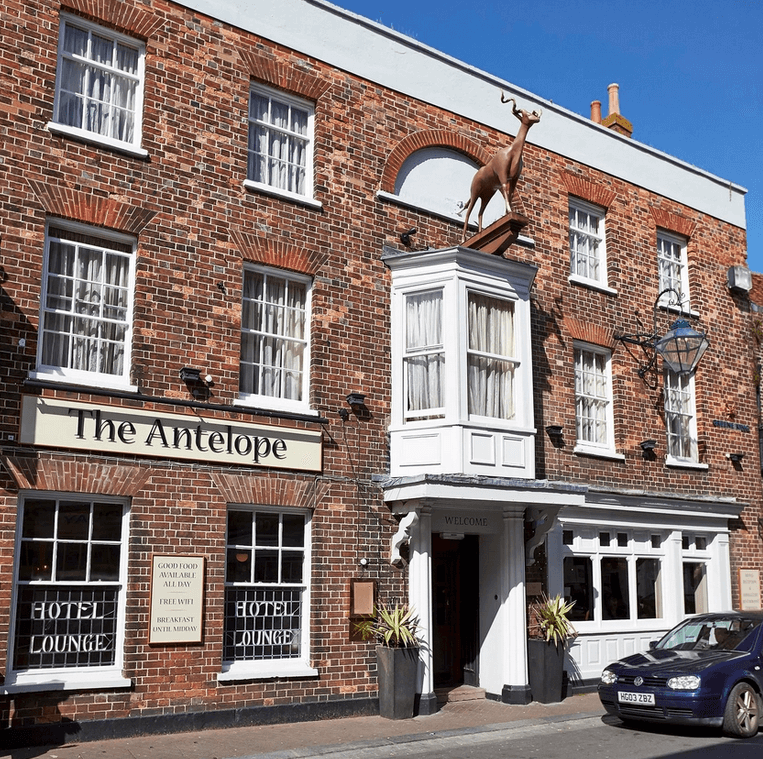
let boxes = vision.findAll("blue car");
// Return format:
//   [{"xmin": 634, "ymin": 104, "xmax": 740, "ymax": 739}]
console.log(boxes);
[{"xmin": 598, "ymin": 611, "xmax": 763, "ymax": 738}]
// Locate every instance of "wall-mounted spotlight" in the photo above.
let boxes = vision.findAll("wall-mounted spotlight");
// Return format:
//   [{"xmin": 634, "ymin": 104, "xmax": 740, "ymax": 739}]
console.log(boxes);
[
  {"xmin": 399, "ymin": 228, "xmax": 417, "ymax": 247},
  {"xmin": 727, "ymin": 452, "xmax": 745, "ymax": 464},
  {"xmin": 180, "ymin": 367, "xmax": 211, "ymax": 399},
  {"xmin": 639, "ymin": 439, "xmax": 657, "ymax": 452},
  {"xmin": 180, "ymin": 367, "xmax": 201, "ymax": 383},
  {"xmin": 346, "ymin": 392, "xmax": 366, "ymax": 410},
  {"xmin": 545, "ymin": 424, "xmax": 564, "ymax": 448}
]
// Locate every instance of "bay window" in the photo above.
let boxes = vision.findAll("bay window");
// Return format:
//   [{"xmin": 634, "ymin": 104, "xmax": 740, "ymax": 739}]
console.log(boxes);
[{"xmin": 387, "ymin": 247, "xmax": 536, "ymax": 478}]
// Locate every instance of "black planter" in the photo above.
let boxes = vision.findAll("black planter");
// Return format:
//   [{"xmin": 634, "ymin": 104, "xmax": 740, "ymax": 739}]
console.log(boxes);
[
  {"xmin": 376, "ymin": 645, "xmax": 419, "ymax": 719},
  {"xmin": 527, "ymin": 638, "xmax": 566, "ymax": 703}
]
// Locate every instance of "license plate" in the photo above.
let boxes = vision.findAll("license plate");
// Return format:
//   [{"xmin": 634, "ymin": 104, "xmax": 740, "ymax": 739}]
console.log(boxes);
[{"xmin": 618, "ymin": 691, "xmax": 655, "ymax": 705}]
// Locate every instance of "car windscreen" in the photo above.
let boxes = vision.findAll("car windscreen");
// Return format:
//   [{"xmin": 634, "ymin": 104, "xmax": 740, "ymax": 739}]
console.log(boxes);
[{"xmin": 657, "ymin": 617, "xmax": 761, "ymax": 653}]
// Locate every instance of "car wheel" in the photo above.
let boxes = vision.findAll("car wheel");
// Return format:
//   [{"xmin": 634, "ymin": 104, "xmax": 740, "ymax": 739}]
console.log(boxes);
[{"xmin": 723, "ymin": 682, "xmax": 761, "ymax": 738}]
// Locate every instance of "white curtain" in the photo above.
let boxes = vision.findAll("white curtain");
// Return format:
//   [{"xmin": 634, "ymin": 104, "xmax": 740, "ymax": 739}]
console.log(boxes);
[
  {"xmin": 248, "ymin": 94, "xmax": 308, "ymax": 193},
  {"xmin": 575, "ymin": 349, "xmax": 608, "ymax": 444},
  {"xmin": 404, "ymin": 291, "xmax": 443, "ymax": 416},
  {"xmin": 467, "ymin": 293, "xmax": 514, "ymax": 419},
  {"xmin": 665, "ymin": 370, "xmax": 694, "ymax": 458},
  {"xmin": 58, "ymin": 24, "xmax": 137, "ymax": 143},
  {"xmin": 240, "ymin": 272, "xmax": 306, "ymax": 400},
  {"xmin": 42, "ymin": 235, "xmax": 129, "ymax": 376}
]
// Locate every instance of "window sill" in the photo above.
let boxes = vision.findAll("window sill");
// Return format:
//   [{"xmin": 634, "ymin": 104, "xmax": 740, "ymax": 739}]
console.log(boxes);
[
  {"xmin": 568, "ymin": 274, "xmax": 617, "ymax": 296},
  {"xmin": 573, "ymin": 445, "xmax": 625, "ymax": 461},
  {"xmin": 665, "ymin": 457, "xmax": 708, "ymax": 470},
  {"xmin": 243, "ymin": 180, "xmax": 323, "ymax": 210},
  {"xmin": 47, "ymin": 122, "xmax": 148, "ymax": 159},
  {"xmin": 233, "ymin": 397, "xmax": 320, "ymax": 419},
  {"xmin": 218, "ymin": 660, "xmax": 319, "ymax": 682},
  {"xmin": 28, "ymin": 371, "xmax": 139, "ymax": 394},
  {"xmin": 1, "ymin": 671, "xmax": 131, "ymax": 694}
]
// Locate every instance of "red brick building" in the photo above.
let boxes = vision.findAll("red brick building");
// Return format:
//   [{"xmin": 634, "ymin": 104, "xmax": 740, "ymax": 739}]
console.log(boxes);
[{"xmin": 1, "ymin": 0, "xmax": 760, "ymax": 745}]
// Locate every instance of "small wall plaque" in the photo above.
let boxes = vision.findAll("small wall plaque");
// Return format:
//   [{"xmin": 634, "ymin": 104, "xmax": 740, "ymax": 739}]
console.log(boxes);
[
  {"xmin": 149, "ymin": 555, "xmax": 205, "ymax": 644},
  {"xmin": 739, "ymin": 569, "xmax": 761, "ymax": 611}
]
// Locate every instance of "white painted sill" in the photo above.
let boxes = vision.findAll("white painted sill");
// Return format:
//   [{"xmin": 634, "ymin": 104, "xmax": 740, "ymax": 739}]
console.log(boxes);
[
  {"xmin": 47, "ymin": 122, "xmax": 148, "ymax": 159},
  {"xmin": 243, "ymin": 180, "xmax": 323, "ymax": 210},
  {"xmin": 568, "ymin": 273, "xmax": 618, "ymax": 296},
  {"xmin": 573, "ymin": 445, "xmax": 625, "ymax": 461},
  {"xmin": 218, "ymin": 661, "xmax": 319, "ymax": 682},
  {"xmin": 665, "ymin": 457, "xmax": 709, "ymax": 470},
  {"xmin": 1, "ymin": 671, "xmax": 131, "ymax": 694}
]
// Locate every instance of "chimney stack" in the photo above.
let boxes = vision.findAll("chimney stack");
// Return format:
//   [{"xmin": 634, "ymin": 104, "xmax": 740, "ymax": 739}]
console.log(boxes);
[
  {"xmin": 590, "ymin": 100, "xmax": 602, "ymax": 124},
  {"xmin": 600, "ymin": 83, "xmax": 633, "ymax": 138}
]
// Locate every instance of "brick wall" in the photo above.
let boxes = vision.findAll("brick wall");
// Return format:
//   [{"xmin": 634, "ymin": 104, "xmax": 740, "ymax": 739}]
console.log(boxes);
[{"xmin": 1, "ymin": 0, "xmax": 760, "ymax": 731}]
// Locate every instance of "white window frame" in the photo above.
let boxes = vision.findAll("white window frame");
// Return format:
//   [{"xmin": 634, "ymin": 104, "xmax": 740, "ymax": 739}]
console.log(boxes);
[
  {"xmin": 568, "ymin": 198, "xmax": 613, "ymax": 293},
  {"xmin": 402, "ymin": 287, "xmax": 446, "ymax": 422},
  {"xmin": 238, "ymin": 265, "xmax": 312, "ymax": 415},
  {"xmin": 664, "ymin": 368, "xmax": 702, "ymax": 467},
  {"xmin": 219, "ymin": 506, "xmax": 316, "ymax": 681},
  {"xmin": 32, "ymin": 220, "xmax": 137, "ymax": 392},
  {"xmin": 244, "ymin": 84, "xmax": 318, "ymax": 207},
  {"xmin": 48, "ymin": 13, "xmax": 147, "ymax": 158},
  {"xmin": 657, "ymin": 230, "xmax": 691, "ymax": 311},
  {"xmin": 573, "ymin": 343, "xmax": 617, "ymax": 457},
  {"xmin": 465, "ymin": 288, "xmax": 519, "ymax": 422},
  {"xmin": 3, "ymin": 493, "xmax": 130, "ymax": 693},
  {"xmin": 561, "ymin": 526, "xmax": 667, "ymax": 631}
]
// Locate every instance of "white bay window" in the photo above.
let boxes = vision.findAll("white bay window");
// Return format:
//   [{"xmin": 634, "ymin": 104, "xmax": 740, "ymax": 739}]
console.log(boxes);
[{"xmin": 387, "ymin": 247, "xmax": 536, "ymax": 478}]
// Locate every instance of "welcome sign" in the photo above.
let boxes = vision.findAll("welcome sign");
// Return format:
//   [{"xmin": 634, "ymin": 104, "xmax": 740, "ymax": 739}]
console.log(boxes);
[{"xmin": 19, "ymin": 396, "xmax": 322, "ymax": 471}]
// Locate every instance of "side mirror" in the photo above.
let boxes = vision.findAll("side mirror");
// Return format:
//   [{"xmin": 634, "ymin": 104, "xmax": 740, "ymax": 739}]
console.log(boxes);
[{"xmin": 648, "ymin": 641, "xmax": 658, "ymax": 650}]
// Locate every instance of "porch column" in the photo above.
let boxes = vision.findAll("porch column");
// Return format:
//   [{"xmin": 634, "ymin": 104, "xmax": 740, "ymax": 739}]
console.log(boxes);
[
  {"xmin": 501, "ymin": 507, "xmax": 530, "ymax": 704},
  {"xmin": 408, "ymin": 505, "xmax": 436, "ymax": 714}
]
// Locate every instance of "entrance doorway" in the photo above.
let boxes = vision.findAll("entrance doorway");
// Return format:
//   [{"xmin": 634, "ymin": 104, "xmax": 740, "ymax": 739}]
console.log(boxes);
[{"xmin": 432, "ymin": 534, "xmax": 479, "ymax": 687}]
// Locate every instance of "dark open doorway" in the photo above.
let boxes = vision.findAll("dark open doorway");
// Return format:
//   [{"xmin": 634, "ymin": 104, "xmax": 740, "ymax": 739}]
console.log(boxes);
[{"xmin": 432, "ymin": 533, "xmax": 479, "ymax": 687}]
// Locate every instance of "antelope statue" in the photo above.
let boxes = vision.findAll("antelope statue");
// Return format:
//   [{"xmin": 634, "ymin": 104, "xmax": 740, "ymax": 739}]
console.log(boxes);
[{"xmin": 461, "ymin": 93, "xmax": 542, "ymax": 241}]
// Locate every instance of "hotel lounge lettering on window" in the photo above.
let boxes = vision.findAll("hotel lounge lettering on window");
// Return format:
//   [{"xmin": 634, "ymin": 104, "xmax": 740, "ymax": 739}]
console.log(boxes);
[
  {"xmin": 19, "ymin": 396, "xmax": 322, "ymax": 471},
  {"xmin": 14, "ymin": 588, "xmax": 118, "ymax": 669}
]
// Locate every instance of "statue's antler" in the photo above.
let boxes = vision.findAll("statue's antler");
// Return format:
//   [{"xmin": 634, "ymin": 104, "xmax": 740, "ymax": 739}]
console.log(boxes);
[{"xmin": 500, "ymin": 91, "xmax": 520, "ymax": 117}]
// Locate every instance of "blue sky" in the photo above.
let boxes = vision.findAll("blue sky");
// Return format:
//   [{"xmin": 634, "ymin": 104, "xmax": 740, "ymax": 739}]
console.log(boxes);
[{"xmin": 333, "ymin": 0, "xmax": 762, "ymax": 271}]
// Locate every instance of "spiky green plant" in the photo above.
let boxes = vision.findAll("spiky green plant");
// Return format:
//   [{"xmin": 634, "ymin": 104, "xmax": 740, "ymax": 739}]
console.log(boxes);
[
  {"xmin": 528, "ymin": 594, "xmax": 577, "ymax": 648},
  {"xmin": 355, "ymin": 602, "xmax": 421, "ymax": 648}
]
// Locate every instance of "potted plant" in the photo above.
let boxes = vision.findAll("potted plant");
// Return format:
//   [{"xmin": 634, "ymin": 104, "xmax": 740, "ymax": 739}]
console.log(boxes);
[
  {"xmin": 356, "ymin": 602, "xmax": 422, "ymax": 719},
  {"xmin": 527, "ymin": 594, "xmax": 576, "ymax": 703}
]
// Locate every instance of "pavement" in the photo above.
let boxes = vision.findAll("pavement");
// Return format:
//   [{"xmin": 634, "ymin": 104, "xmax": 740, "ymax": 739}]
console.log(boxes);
[{"xmin": 3, "ymin": 691, "xmax": 605, "ymax": 759}]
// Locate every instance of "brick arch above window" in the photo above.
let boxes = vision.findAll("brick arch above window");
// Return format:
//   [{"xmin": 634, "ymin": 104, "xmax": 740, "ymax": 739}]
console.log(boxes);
[
  {"xmin": 209, "ymin": 471, "xmax": 331, "ymax": 509},
  {"xmin": 3, "ymin": 455, "xmax": 151, "ymax": 496},
  {"xmin": 27, "ymin": 180, "xmax": 157, "ymax": 235},
  {"xmin": 649, "ymin": 207, "xmax": 696, "ymax": 238},
  {"xmin": 565, "ymin": 318, "xmax": 617, "ymax": 350},
  {"xmin": 238, "ymin": 49, "xmax": 332, "ymax": 102},
  {"xmin": 60, "ymin": 0, "xmax": 163, "ymax": 38},
  {"xmin": 559, "ymin": 171, "xmax": 617, "ymax": 209},
  {"xmin": 230, "ymin": 229, "xmax": 328, "ymax": 276},
  {"xmin": 380, "ymin": 131, "xmax": 492, "ymax": 194}
]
